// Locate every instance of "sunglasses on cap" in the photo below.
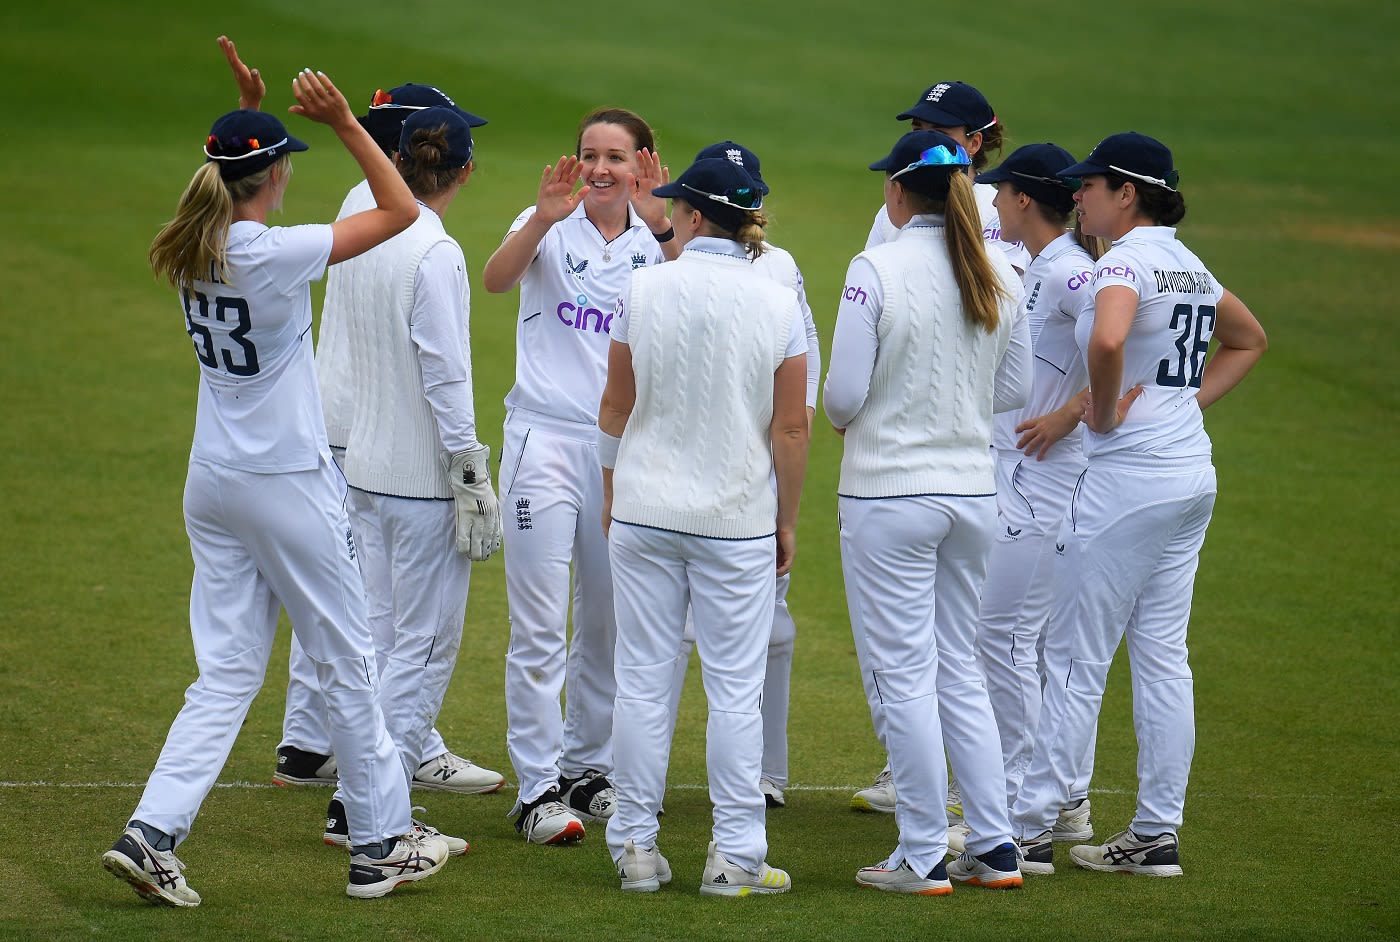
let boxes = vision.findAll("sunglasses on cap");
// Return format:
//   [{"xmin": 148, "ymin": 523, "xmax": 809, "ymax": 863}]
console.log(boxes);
[
  {"xmin": 1108, "ymin": 164, "xmax": 1180, "ymax": 192},
  {"xmin": 680, "ymin": 182, "xmax": 763, "ymax": 211},
  {"xmin": 204, "ymin": 135, "xmax": 288, "ymax": 160},
  {"xmin": 890, "ymin": 143, "xmax": 971, "ymax": 181},
  {"xmin": 1010, "ymin": 169, "xmax": 1082, "ymax": 192}
]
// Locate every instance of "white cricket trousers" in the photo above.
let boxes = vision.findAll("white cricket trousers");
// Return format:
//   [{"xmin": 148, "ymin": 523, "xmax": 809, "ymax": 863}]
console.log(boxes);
[
  {"xmin": 840, "ymin": 493, "xmax": 1011, "ymax": 872},
  {"xmin": 1011, "ymin": 457, "xmax": 1216, "ymax": 839},
  {"xmin": 666, "ymin": 573, "xmax": 795, "ymax": 787},
  {"xmin": 133, "ymin": 457, "xmax": 410, "ymax": 846},
  {"xmin": 501, "ymin": 410, "xmax": 616, "ymax": 803},
  {"xmin": 344, "ymin": 490, "xmax": 470, "ymax": 779},
  {"xmin": 978, "ymin": 451, "xmax": 1094, "ymax": 807},
  {"xmin": 606, "ymin": 523, "xmax": 775, "ymax": 873},
  {"xmin": 280, "ymin": 450, "xmax": 451, "ymax": 765}
]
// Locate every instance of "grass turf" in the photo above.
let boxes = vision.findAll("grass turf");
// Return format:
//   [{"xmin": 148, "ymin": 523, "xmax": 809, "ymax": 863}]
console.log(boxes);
[{"xmin": 1, "ymin": 0, "xmax": 1397, "ymax": 939}]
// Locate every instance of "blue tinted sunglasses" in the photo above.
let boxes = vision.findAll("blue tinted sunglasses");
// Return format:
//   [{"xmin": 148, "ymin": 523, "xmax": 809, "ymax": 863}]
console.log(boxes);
[
  {"xmin": 890, "ymin": 144, "xmax": 971, "ymax": 180},
  {"xmin": 680, "ymin": 182, "xmax": 763, "ymax": 211}
]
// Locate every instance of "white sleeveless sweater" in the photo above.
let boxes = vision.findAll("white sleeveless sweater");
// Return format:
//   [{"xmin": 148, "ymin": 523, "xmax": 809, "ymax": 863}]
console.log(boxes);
[
  {"xmin": 342, "ymin": 212, "xmax": 463, "ymax": 499},
  {"xmin": 839, "ymin": 226, "xmax": 1014, "ymax": 499},
  {"xmin": 612, "ymin": 251, "xmax": 797, "ymax": 539}
]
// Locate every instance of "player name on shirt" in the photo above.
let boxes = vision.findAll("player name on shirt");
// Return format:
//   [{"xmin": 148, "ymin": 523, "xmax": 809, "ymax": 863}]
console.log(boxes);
[{"xmin": 1153, "ymin": 268, "xmax": 1217, "ymax": 295}]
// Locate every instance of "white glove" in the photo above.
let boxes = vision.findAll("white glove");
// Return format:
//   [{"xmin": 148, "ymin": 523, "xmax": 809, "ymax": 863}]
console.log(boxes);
[{"xmin": 441, "ymin": 445, "xmax": 502, "ymax": 561}]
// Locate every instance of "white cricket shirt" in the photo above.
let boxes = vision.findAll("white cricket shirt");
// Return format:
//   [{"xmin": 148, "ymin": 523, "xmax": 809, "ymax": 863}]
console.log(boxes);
[
  {"xmin": 503, "ymin": 201, "xmax": 664, "ymax": 427},
  {"xmin": 1077, "ymin": 226, "xmax": 1224, "ymax": 462},
  {"xmin": 185, "ymin": 220, "xmax": 334, "ymax": 473}
]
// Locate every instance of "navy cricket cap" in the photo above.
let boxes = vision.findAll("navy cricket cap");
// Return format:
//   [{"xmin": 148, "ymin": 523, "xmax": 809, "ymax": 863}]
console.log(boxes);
[
  {"xmin": 400, "ymin": 106, "xmax": 474, "ymax": 168},
  {"xmin": 359, "ymin": 83, "xmax": 487, "ymax": 153},
  {"xmin": 694, "ymin": 140, "xmax": 769, "ymax": 196},
  {"xmin": 870, "ymin": 129, "xmax": 970, "ymax": 176},
  {"xmin": 654, "ymin": 157, "xmax": 763, "ymax": 227},
  {"xmin": 976, "ymin": 143, "xmax": 1080, "ymax": 210},
  {"xmin": 1058, "ymin": 131, "xmax": 1179, "ymax": 191},
  {"xmin": 204, "ymin": 109, "xmax": 308, "ymax": 181},
  {"xmin": 897, "ymin": 81, "xmax": 997, "ymax": 133}
]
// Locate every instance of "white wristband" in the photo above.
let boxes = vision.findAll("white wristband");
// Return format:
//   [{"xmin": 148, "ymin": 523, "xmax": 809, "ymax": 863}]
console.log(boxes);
[{"xmin": 597, "ymin": 429, "xmax": 621, "ymax": 469}]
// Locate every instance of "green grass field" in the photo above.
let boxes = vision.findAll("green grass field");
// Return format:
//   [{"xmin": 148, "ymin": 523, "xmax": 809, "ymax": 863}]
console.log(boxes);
[{"xmin": 2, "ymin": 1, "xmax": 1397, "ymax": 939}]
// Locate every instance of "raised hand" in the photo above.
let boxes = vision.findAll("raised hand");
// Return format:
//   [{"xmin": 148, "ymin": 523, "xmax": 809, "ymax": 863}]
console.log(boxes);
[
  {"xmin": 218, "ymin": 36, "xmax": 264, "ymax": 111},
  {"xmin": 288, "ymin": 69, "xmax": 354, "ymax": 130},
  {"xmin": 629, "ymin": 147, "xmax": 670, "ymax": 231},
  {"xmin": 535, "ymin": 156, "xmax": 590, "ymax": 225}
]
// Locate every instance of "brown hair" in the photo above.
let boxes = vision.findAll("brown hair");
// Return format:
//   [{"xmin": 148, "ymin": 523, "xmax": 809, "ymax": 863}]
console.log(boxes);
[
  {"xmin": 576, "ymin": 107, "xmax": 656, "ymax": 155},
  {"xmin": 677, "ymin": 198, "xmax": 769, "ymax": 260},
  {"xmin": 398, "ymin": 122, "xmax": 468, "ymax": 198},
  {"xmin": 901, "ymin": 169, "xmax": 1011, "ymax": 333},
  {"xmin": 1104, "ymin": 171, "xmax": 1187, "ymax": 226},
  {"xmin": 973, "ymin": 121, "xmax": 1005, "ymax": 173},
  {"xmin": 1019, "ymin": 185, "xmax": 1109, "ymax": 261},
  {"xmin": 148, "ymin": 157, "xmax": 286, "ymax": 289}
]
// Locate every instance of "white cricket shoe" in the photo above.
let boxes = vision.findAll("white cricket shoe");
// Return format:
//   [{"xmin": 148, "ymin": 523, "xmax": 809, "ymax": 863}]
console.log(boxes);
[
  {"xmin": 946, "ymin": 823, "xmax": 971, "ymax": 855},
  {"xmin": 558, "ymin": 769, "xmax": 616, "ymax": 822},
  {"xmin": 413, "ymin": 751, "xmax": 506, "ymax": 795},
  {"xmin": 1053, "ymin": 797, "xmax": 1094, "ymax": 841},
  {"xmin": 615, "ymin": 838, "xmax": 673, "ymax": 892},
  {"xmin": 1069, "ymin": 828, "xmax": 1183, "ymax": 877},
  {"xmin": 850, "ymin": 769, "xmax": 896, "ymax": 813},
  {"xmin": 855, "ymin": 856, "xmax": 952, "ymax": 896},
  {"xmin": 1015, "ymin": 830, "xmax": 1055, "ymax": 875},
  {"xmin": 700, "ymin": 841, "xmax": 790, "ymax": 896},
  {"xmin": 760, "ymin": 776, "xmax": 786, "ymax": 809},
  {"xmin": 947, "ymin": 843, "xmax": 1023, "ymax": 889},
  {"xmin": 513, "ymin": 789, "xmax": 586, "ymax": 845},
  {"xmin": 102, "ymin": 827, "xmax": 200, "ymax": 907},
  {"xmin": 346, "ymin": 832, "xmax": 449, "ymax": 899}
]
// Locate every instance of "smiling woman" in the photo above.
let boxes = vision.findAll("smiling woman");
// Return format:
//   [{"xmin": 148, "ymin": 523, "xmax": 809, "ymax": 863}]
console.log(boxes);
[{"xmin": 480, "ymin": 107, "xmax": 677, "ymax": 848}]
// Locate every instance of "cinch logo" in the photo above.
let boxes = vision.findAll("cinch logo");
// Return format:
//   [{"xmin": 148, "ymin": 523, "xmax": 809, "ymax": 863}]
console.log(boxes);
[
  {"xmin": 1067, "ymin": 269, "xmax": 1092, "ymax": 291},
  {"xmin": 843, "ymin": 284, "xmax": 867, "ymax": 306},
  {"xmin": 1095, "ymin": 264, "xmax": 1136, "ymax": 282},
  {"xmin": 926, "ymin": 83, "xmax": 952, "ymax": 102},
  {"xmin": 557, "ymin": 299, "xmax": 613, "ymax": 333}
]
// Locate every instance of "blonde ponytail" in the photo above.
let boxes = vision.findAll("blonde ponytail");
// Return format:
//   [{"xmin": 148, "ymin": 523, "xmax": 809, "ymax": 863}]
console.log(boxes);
[
  {"xmin": 943, "ymin": 172, "xmax": 1010, "ymax": 333},
  {"xmin": 148, "ymin": 158, "xmax": 285, "ymax": 289}
]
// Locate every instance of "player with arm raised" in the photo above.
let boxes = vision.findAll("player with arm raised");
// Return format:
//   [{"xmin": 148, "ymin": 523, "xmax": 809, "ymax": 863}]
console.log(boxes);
[
  {"xmin": 482, "ymin": 108, "xmax": 674, "ymax": 845},
  {"xmin": 101, "ymin": 49, "xmax": 449, "ymax": 906}
]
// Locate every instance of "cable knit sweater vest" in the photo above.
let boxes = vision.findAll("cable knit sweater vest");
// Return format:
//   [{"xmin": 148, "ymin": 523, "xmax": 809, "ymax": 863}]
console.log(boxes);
[
  {"xmin": 839, "ymin": 226, "xmax": 1013, "ymax": 499},
  {"xmin": 612, "ymin": 250, "xmax": 797, "ymax": 539},
  {"xmin": 342, "ymin": 212, "xmax": 463, "ymax": 499}
]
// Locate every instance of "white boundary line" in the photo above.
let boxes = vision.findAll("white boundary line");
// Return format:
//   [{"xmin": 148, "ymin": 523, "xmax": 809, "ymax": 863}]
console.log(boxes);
[{"xmin": 0, "ymin": 781, "xmax": 1122, "ymax": 796}]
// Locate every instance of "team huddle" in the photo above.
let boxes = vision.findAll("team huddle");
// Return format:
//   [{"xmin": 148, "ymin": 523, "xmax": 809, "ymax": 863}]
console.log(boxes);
[{"xmin": 100, "ymin": 36, "xmax": 1266, "ymax": 906}]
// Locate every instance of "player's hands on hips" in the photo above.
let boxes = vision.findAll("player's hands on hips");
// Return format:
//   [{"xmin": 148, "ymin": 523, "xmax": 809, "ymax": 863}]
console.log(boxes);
[
  {"xmin": 1016, "ymin": 393, "xmax": 1086, "ymax": 460},
  {"xmin": 1083, "ymin": 384, "xmax": 1145, "ymax": 434},
  {"xmin": 442, "ymin": 446, "xmax": 503, "ymax": 561},
  {"xmin": 629, "ymin": 147, "xmax": 670, "ymax": 232},
  {"xmin": 776, "ymin": 527, "xmax": 796, "ymax": 577},
  {"xmin": 289, "ymin": 69, "xmax": 354, "ymax": 131},
  {"xmin": 535, "ymin": 157, "xmax": 590, "ymax": 225},
  {"xmin": 218, "ymin": 36, "xmax": 265, "ymax": 111}
]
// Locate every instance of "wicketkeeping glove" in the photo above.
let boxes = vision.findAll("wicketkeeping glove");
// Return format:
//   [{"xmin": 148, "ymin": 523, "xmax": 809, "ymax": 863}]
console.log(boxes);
[{"xmin": 441, "ymin": 444, "xmax": 502, "ymax": 561}]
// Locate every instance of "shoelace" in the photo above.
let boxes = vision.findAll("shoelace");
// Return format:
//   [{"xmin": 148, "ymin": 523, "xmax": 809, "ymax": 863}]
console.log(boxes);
[{"xmin": 409, "ymin": 806, "xmax": 442, "ymax": 838}]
